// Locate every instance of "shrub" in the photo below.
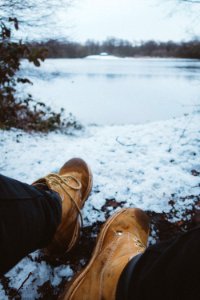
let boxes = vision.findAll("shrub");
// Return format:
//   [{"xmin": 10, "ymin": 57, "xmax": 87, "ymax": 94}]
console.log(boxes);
[{"xmin": 0, "ymin": 18, "xmax": 81, "ymax": 133}]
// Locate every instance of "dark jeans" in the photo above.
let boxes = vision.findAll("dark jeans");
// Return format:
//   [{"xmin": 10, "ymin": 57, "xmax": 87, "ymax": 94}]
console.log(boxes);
[
  {"xmin": 117, "ymin": 226, "xmax": 200, "ymax": 300},
  {"xmin": 0, "ymin": 174, "xmax": 62, "ymax": 275}
]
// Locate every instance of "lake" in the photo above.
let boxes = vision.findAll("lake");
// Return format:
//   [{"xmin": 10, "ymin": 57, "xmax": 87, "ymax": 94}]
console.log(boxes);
[{"xmin": 22, "ymin": 57, "xmax": 200, "ymax": 125}]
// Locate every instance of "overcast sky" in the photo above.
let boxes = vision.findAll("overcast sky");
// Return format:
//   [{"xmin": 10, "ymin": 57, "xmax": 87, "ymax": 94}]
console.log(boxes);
[{"xmin": 57, "ymin": 0, "xmax": 200, "ymax": 42}]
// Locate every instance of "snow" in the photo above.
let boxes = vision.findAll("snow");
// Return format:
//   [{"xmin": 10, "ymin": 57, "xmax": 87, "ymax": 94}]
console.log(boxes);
[
  {"xmin": 1, "ymin": 251, "xmax": 73, "ymax": 299},
  {"xmin": 0, "ymin": 111, "xmax": 200, "ymax": 298},
  {"xmin": 85, "ymin": 54, "xmax": 119, "ymax": 60}
]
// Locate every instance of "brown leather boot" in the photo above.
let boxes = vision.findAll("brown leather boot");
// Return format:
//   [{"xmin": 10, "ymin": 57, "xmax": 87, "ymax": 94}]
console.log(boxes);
[
  {"xmin": 33, "ymin": 158, "xmax": 93, "ymax": 255},
  {"xmin": 60, "ymin": 208, "xmax": 149, "ymax": 300}
]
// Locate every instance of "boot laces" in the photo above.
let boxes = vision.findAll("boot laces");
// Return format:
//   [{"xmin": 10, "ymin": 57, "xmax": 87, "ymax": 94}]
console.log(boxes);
[
  {"xmin": 133, "ymin": 237, "xmax": 146, "ymax": 250},
  {"xmin": 44, "ymin": 173, "xmax": 83, "ymax": 228},
  {"xmin": 115, "ymin": 231, "xmax": 146, "ymax": 250}
]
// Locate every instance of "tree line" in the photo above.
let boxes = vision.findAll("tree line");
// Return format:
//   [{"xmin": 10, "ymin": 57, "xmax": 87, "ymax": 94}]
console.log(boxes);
[{"xmin": 29, "ymin": 38, "xmax": 200, "ymax": 59}]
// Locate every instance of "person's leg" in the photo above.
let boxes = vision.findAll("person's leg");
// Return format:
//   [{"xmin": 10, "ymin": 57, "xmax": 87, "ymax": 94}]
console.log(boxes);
[
  {"xmin": 0, "ymin": 174, "xmax": 62, "ymax": 275},
  {"xmin": 0, "ymin": 158, "xmax": 93, "ymax": 275},
  {"xmin": 116, "ymin": 226, "xmax": 200, "ymax": 300}
]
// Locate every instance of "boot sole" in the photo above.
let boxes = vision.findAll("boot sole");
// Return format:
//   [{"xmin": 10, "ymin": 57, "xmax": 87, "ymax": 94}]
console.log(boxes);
[
  {"xmin": 60, "ymin": 208, "xmax": 132, "ymax": 300},
  {"xmin": 81, "ymin": 162, "xmax": 93, "ymax": 206}
]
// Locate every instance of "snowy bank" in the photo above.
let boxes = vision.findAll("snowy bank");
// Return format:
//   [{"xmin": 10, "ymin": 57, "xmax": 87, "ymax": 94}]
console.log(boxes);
[
  {"xmin": 0, "ymin": 112, "xmax": 199, "ymax": 299},
  {"xmin": 85, "ymin": 54, "xmax": 119, "ymax": 60}
]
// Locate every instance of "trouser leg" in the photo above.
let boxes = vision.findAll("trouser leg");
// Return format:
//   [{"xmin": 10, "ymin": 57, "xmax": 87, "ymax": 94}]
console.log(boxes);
[
  {"xmin": 0, "ymin": 174, "xmax": 62, "ymax": 275},
  {"xmin": 116, "ymin": 226, "xmax": 200, "ymax": 300}
]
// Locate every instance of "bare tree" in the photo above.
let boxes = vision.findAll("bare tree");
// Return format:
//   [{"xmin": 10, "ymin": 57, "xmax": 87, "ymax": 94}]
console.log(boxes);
[{"xmin": 0, "ymin": 0, "xmax": 74, "ymax": 39}]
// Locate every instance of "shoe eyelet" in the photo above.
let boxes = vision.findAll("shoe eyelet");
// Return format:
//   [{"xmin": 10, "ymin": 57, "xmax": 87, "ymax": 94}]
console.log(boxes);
[{"xmin": 116, "ymin": 231, "xmax": 123, "ymax": 236}]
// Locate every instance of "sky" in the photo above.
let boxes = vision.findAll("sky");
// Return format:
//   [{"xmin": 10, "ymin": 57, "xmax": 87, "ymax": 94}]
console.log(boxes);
[
  {"xmin": 56, "ymin": 0, "xmax": 200, "ymax": 43},
  {"xmin": 15, "ymin": 0, "xmax": 200, "ymax": 42}
]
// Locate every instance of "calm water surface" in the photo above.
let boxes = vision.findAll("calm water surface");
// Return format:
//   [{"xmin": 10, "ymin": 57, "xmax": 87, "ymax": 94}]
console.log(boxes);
[{"xmin": 23, "ymin": 57, "xmax": 200, "ymax": 125}]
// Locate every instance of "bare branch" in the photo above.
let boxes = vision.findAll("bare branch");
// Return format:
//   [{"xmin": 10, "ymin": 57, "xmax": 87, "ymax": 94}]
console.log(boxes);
[{"xmin": 0, "ymin": 0, "xmax": 74, "ymax": 39}]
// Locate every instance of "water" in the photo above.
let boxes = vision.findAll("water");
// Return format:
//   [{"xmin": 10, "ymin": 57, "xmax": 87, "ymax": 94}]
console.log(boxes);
[{"xmin": 22, "ymin": 57, "xmax": 200, "ymax": 125}]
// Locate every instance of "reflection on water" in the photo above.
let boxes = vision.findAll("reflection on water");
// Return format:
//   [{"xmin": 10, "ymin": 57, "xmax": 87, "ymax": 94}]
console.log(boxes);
[{"xmin": 22, "ymin": 58, "xmax": 200, "ymax": 125}]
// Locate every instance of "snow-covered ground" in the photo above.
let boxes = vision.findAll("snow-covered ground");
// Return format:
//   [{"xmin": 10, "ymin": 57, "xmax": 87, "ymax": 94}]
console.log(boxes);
[
  {"xmin": 85, "ymin": 54, "xmax": 119, "ymax": 60},
  {"xmin": 0, "ymin": 112, "xmax": 200, "ymax": 299}
]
